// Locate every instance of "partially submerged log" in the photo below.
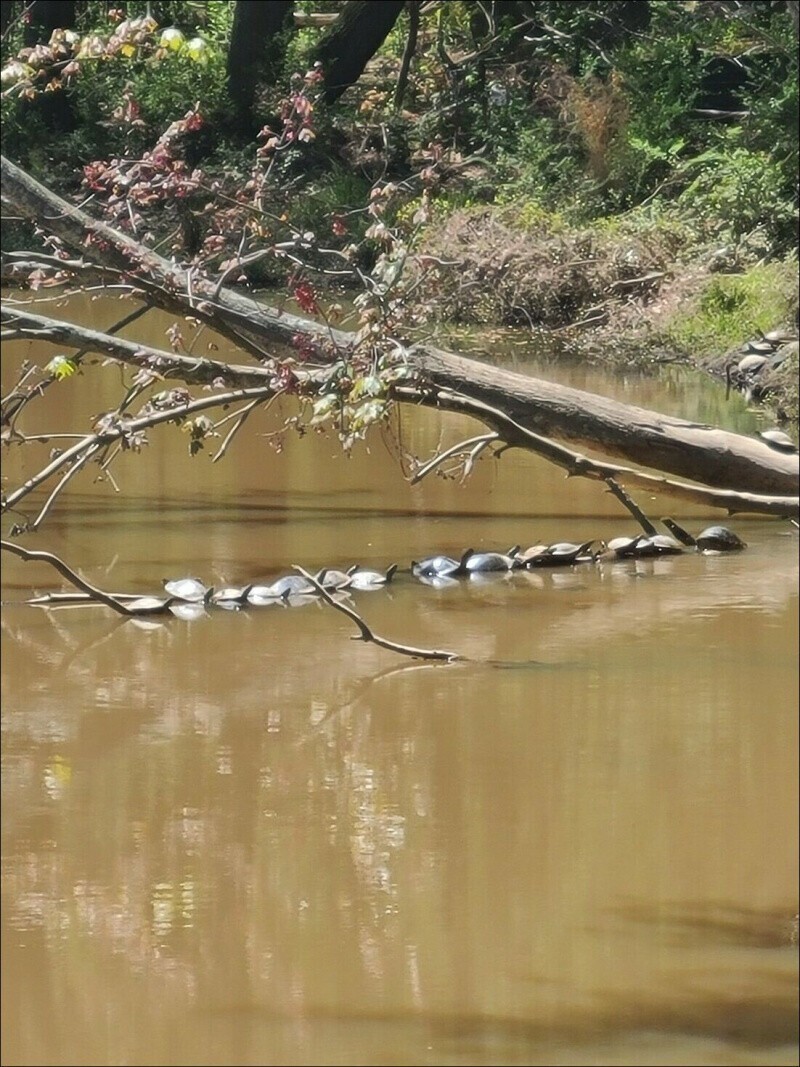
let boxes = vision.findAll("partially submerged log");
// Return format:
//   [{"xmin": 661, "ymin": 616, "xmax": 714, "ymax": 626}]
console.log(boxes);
[{"xmin": 1, "ymin": 154, "xmax": 797, "ymax": 506}]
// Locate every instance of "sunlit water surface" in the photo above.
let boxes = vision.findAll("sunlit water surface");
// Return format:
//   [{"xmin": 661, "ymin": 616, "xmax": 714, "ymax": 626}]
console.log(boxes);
[{"xmin": 1, "ymin": 293, "xmax": 798, "ymax": 1066}]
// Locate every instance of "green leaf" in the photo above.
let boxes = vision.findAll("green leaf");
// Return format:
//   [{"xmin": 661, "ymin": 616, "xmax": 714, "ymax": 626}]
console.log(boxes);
[
  {"xmin": 308, "ymin": 394, "xmax": 338, "ymax": 427},
  {"xmin": 349, "ymin": 374, "xmax": 384, "ymax": 400},
  {"xmin": 45, "ymin": 355, "xmax": 77, "ymax": 380}
]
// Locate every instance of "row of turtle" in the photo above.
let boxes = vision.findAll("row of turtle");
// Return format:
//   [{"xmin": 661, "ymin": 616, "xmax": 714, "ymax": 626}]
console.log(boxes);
[
  {"xmin": 729, "ymin": 326, "xmax": 799, "ymax": 426},
  {"xmin": 155, "ymin": 519, "xmax": 747, "ymax": 613}
]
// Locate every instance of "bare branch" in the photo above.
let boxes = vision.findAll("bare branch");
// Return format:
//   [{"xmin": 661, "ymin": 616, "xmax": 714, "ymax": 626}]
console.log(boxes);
[
  {"xmin": 398, "ymin": 387, "xmax": 799, "ymax": 518},
  {"xmin": 603, "ymin": 478, "xmax": 658, "ymax": 535},
  {"xmin": 2, "ymin": 385, "xmax": 279, "ymax": 513},
  {"xmin": 0, "ymin": 307, "xmax": 279, "ymax": 388},
  {"xmin": 411, "ymin": 432, "xmax": 499, "ymax": 484},
  {"xmin": 30, "ymin": 443, "xmax": 103, "ymax": 530},
  {"xmin": 0, "ymin": 539, "xmax": 164, "ymax": 616},
  {"xmin": 211, "ymin": 397, "xmax": 269, "ymax": 463},
  {"xmin": 293, "ymin": 566, "xmax": 462, "ymax": 662}
]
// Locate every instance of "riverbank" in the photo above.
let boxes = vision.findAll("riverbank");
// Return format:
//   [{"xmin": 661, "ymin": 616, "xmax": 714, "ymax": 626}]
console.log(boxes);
[{"xmin": 409, "ymin": 203, "xmax": 799, "ymax": 424}]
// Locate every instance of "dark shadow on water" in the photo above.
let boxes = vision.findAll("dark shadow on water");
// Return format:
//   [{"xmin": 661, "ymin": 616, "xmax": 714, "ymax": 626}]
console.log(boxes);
[
  {"xmin": 613, "ymin": 900, "xmax": 800, "ymax": 950},
  {"xmin": 194, "ymin": 976, "xmax": 799, "ymax": 1059}
]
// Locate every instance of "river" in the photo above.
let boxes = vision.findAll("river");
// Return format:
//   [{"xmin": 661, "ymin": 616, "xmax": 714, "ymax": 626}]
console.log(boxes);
[{"xmin": 1, "ymin": 292, "xmax": 797, "ymax": 1066}]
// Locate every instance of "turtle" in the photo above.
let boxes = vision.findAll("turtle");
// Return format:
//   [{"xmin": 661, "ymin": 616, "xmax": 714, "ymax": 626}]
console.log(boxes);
[
  {"xmin": 346, "ymin": 563, "xmax": 398, "ymax": 590},
  {"xmin": 647, "ymin": 533, "xmax": 684, "ymax": 556},
  {"xmin": 210, "ymin": 584, "xmax": 254, "ymax": 609},
  {"xmin": 529, "ymin": 540, "xmax": 598, "ymax": 567},
  {"xmin": 740, "ymin": 339, "xmax": 775, "ymax": 357},
  {"xmin": 162, "ymin": 576, "xmax": 209, "ymax": 602},
  {"xmin": 599, "ymin": 534, "xmax": 649, "ymax": 560},
  {"xmin": 463, "ymin": 546, "xmax": 519, "ymax": 573},
  {"xmin": 511, "ymin": 543, "xmax": 551, "ymax": 566},
  {"xmin": 315, "ymin": 568, "xmax": 352, "ymax": 591},
  {"xmin": 266, "ymin": 570, "xmax": 330, "ymax": 598},
  {"xmin": 245, "ymin": 584, "xmax": 284, "ymax": 606},
  {"xmin": 763, "ymin": 328, "xmax": 798, "ymax": 345},
  {"xmin": 126, "ymin": 596, "xmax": 176, "ymax": 616},
  {"xmin": 411, "ymin": 550, "xmax": 473, "ymax": 579},
  {"xmin": 662, "ymin": 518, "xmax": 746, "ymax": 552},
  {"xmin": 737, "ymin": 353, "xmax": 769, "ymax": 375},
  {"xmin": 696, "ymin": 525, "xmax": 747, "ymax": 552},
  {"xmin": 758, "ymin": 429, "xmax": 798, "ymax": 454}
]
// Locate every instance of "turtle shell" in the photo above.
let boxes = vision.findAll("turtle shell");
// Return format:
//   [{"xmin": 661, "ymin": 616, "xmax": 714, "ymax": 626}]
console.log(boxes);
[
  {"xmin": 605, "ymin": 535, "xmax": 646, "ymax": 558},
  {"xmin": 163, "ymin": 577, "xmax": 208, "ymax": 602},
  {"xmin": 412, "ymin": 554, "xmax": 462, "ymax": 578},
  {"xmin": 464, "ymin": 551, "xmax": 515, "ymax": 572},
  {"xmin": 764, "ymin": 328, "xmax": 798, "ymax": 345},
  {"xmin": 648, "ymin": 534, "xmax": 684, "ymax": 556},
  {"xmin": 737, "ymin": 354, "xmax": 768, "ymax": 375},
  {"xmin": 695, "ymin": 526, "xmax": 747, "ymax": 551},
  {"xmin": 759, "ymin": 429, "xmax": 798, "ymax": 453},
  {"xmin": 348, "ymin": 564, "xmax": 398, "ymax": 590},
  {"xmin": 740, "ymin": 339, "xmax": 774, "ymax": 356}
]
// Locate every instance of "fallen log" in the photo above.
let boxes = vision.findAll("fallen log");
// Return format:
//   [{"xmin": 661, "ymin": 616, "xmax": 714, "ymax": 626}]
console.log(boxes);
[{"xmin": 1, "ymin": 154, "xmax": 797, "ymax": 501}]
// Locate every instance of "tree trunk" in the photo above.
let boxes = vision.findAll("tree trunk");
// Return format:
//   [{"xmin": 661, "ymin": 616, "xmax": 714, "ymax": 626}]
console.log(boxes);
[
  {"xmin": 393, "ymin": 1, "xmax": 421, "ymax": 112},
  {"xmin": 1, "ymin": 0, "xmax": 14, "ymax": 35},
  {"xmin": 314, "ymin": 0, "xmax": 406, "ymax": 105},
  {"xmin": 226, "ymin": 0, "xmax": 294, "ymax": 131},
  {"xmin": 17, "ymin": 1, "xmax": 76, "ymax": 131},
  {"xmin": 22, "ymin": 0, "xmax": 74, "ymax": 45},
  {"xmin": 1, "ymin": 154, "xmax": 797, "ymax": 504}
]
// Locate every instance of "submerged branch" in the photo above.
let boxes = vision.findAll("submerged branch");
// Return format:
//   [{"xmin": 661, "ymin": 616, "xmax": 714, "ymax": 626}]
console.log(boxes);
[
  {"xmin": 0, "ymin": 540, "xmax": 164, "ymax": 616},
  {"xmin": 293, "ymin": 566, "xmax": 462, "ymax": 662}
]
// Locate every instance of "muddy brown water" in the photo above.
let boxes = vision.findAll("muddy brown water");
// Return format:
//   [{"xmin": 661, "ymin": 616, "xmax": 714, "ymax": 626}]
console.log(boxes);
[{"xmin": 1, "ymin": 293, "xmax": 798, "ymax": 1066}]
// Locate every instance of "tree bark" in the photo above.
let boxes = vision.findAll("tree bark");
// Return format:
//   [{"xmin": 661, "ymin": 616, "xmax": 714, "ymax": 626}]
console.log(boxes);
[
  {"xmin": 393, "ymin": 1, "xmax": 421, "ymax": 112},
  {"xmin": 22, "ymin": 0, "xmax": 74, "ymax": 46},
  {"xmin": 1, "ymin": 153, "xmax": 797, "ymax": 503},
  {"xmin": 314, "ymin": 0, "xmax": 406, "ymax": 105},
  {"xmin": 226, "ymin": 0, "xmax": 294, "ymax": 130}
]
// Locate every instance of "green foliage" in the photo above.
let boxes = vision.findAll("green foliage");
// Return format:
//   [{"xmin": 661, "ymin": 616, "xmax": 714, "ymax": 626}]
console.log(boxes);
[
  {"xmin": 664, "ymin": 260, "xmax": 799, "ymax": 356},
  {"xmin": 45, "ymin": 356, "xmax": 78, "ymax": 380},
  {"xmin": 2, "ymin": 0, "xmax": 797, "ymax": 263},
  {"xmin": 2, "ymin": 1, "xmax": 233, "ymax": 173},
  {"xmin": 288, "ymin": 165, "xmax": 372, "ymax": 238},
  {"xmin": 494, "ymin": 120, "xmax": 590, "ymax": 216},
  {"xmin": 677, "ymin": 140, "xmax": 797, "ymax": 249}
]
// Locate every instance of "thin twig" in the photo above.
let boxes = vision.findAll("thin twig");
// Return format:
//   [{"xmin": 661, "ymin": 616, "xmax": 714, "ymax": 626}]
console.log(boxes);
[
  {"xmin": 293, "ymin": 566, "xmax": 462, "ymax": 662},
  {"xmin": 31, "ymin": 444, "xmax": 102, "ymax": 530},
  {"xmin": 411, "ymin": 432, "xmax": 499, "ymax": 483},
  {"xmin": 211, "ymin": 397, "xmax": 264, "ymax": 463},
  {"xmin": 2, "ymin": 385, "xmax": 278, "ymax": 513}
]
